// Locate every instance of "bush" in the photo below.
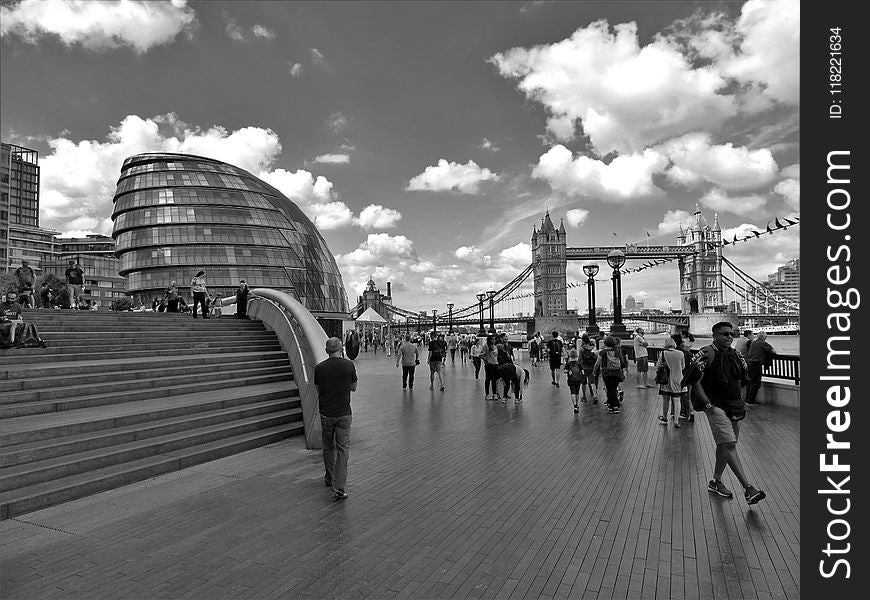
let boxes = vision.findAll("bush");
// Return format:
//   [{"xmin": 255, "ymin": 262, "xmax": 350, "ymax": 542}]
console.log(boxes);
[
  {"xmin": 34, "ymin": 273, "xmax": 71, "ymax": 308},
  {"xmin": 0, "ymin": 273, "xmax": 18, "ymax": 296}
]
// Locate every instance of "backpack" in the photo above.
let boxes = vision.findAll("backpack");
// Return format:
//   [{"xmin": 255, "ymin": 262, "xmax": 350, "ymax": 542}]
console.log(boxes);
[
  {"xmin": 603, "ymin": 348, "xmax": 623, "ymax": 375},
  {"xmin": 580, "ymin": 347, "xmax": 597, "ymax": 369},
  {"xmin": 567, "ymin": 361, "xmax": 583, "ymax": 382}
]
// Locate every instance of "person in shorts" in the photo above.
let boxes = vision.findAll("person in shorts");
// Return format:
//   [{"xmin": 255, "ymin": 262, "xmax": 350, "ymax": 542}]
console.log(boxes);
[
  {"xmin": 684, "ymin": 321, "xmax": 766, "ymax": 505},
  {"xmin": 428, "ymin": 333, "xmax": 446, "ymax": 391},
  {"xmin": 633, "ymin": 327, "xmax": 650, "ymax": 388},
  {"xmin": 564, "ymin": 349, "xmax": 584, "ymax": 412},
  {"xmin": 578, "ymin": 335, "xmax": 599, "ymax": 403},
  {"xmin": 64, "ymin": 259, "xmax": 84, "ymax": 309},
  {"xmin": 546, "ymin": 331, "xmax": 564, "ymax": 388}
]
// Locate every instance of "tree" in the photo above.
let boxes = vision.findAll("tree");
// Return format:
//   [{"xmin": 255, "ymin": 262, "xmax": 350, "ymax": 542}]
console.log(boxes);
[
  {"xmin": 0, "ymin": 272, "xmax": 18, "ymax": 296},
  {"xmin": 34, "ymin": 273, "xmax": 71, "ymax": 308}
]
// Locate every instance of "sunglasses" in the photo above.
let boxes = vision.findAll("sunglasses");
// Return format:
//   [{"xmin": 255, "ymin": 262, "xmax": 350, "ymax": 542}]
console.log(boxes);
[{"xmin": 716, "ymin": 331, "xmax": 736, "ymax": 337}]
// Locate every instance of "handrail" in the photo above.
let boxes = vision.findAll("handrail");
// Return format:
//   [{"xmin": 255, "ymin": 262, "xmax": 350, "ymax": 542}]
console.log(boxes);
[
  {"xmin": 247, "ymin": 289, "xmax": 328, "ymax": 449},
  {"xmin": 645, "ymin": 346, "xmax": 800, "ymax": 385}
]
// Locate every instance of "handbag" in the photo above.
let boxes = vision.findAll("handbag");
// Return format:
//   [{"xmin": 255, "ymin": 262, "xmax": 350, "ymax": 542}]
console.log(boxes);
[{"xmin": 655, "ymin": 361, "xmax": 670, "ymax": 385}]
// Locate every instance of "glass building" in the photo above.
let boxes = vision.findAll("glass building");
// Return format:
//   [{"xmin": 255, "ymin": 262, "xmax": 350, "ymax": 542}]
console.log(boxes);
[{"xmin": 111, "ymin": 152, "xmax": 349, "ymax": 317}]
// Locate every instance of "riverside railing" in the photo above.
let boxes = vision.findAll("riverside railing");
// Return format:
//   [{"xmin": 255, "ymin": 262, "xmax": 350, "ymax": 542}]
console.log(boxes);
[
  {"xmin": 247, "ymin": 289, "xmax": 328, "ymax": 449},
  {"xmin": 645, "ymin": 346, "xmax": 800, "ymax": 385}
]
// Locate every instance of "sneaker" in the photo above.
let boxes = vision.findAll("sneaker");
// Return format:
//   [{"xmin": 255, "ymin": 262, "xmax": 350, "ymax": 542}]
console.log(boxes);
[
  {"xmin": 745, "ymin": 486, "xmax": 767, "ymax": 505},
  {"xmin": 658, "ymin": 416, "xmax": 668, "ymax": 424},
  {"xmin": 555, "ymin": 383, "xmax": 560, "ymax": 388},
  {"xmin": 592, "ymin": 399, "xmax": 598, "ymax": 405},
  {"xmin": 675, "ymin": 420, "xmax": 681, "ymax": 429},
  {"xmin": 430, "ymin": 385, "xmax": 435, "ymax": 390},
  {"xmin": 612, "ymin": 407, "xmax": 620, "ymax": 413},
  {"xmin": 440, "ymin": 386, "xmax": 445, "ymax": 391},
  {"xmin": 581, "ymin": 396, "xmax": 587, "ymax": 402},
  {"xmin": 573, "ymin": 405, "xmax": 579, "ymax": 413},
  {"xmin": 332, "ymin": 489, "xmax": 348, "ymax": 500},
  {"xmin": 708, "ymin": 479, "xmax": 734, "ymax": 498}
]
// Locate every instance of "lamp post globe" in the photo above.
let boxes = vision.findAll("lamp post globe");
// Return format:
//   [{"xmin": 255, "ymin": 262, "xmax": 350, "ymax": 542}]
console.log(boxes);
[
  {"xmin": 606, "ymin": 250, "xmax": 628, "ymax": 338},
  {"xmin": 583, "ymin": 263, "xmax": 600, "ymax": 334},
  {"xmin": 487, "ymin": 290, "xmax": 497, "ymax": 335},
  {"xmin": 476, "ymin": 292, "xmax": 487, "ymax": 337}
]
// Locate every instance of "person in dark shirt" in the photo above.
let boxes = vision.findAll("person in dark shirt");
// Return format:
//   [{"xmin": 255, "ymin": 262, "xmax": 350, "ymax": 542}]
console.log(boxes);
[
  {"xmin": 65, "ymin": 260, "xmax": 85, "ymax": 309},
  {"xmin": 14, "ymin": 260, "xmax": 36, "ymax": 308},
  {"xmin": 1, "ymin": 291, "xmax": 24, "ymax": 347},
  {"xmin": 234, "ymin": 280, "xmax": 250, "ymax": 319},
  {"xmin": 546, "ymin": 331, "xmax": 564, "ymax": 387},
  {"xmin": 743, "ymin": 331, "xmax": 776, "ymax": 404},
  {"xmin": 685, "ymin": 321, "xmax": 766, "ymax": 505},
  {"xmin": 428, "ymin": 333, "xmax": 446, "ymax": 390},
  {"xmin": 314, "ymin": 337, "xmax": 357, "ymax": 500}
]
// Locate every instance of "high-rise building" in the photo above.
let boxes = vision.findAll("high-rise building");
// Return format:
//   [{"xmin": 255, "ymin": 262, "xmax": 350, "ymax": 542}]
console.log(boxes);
[
  {"xmin": 766, "ymin": 258, "xmax": 799, "ymax": 304},
  {"xmin": 2, "ymin": 142, "xmax": 60, "ymax": 272},
  {"xmin": 625, "ymin": 294, "xmax": 636, "ymax": 311}
]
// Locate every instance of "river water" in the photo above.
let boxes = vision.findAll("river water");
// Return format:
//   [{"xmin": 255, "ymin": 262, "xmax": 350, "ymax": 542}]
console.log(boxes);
[{"xmin": 643, "ymin": 333, "xmax": 800, "ymax": 357}]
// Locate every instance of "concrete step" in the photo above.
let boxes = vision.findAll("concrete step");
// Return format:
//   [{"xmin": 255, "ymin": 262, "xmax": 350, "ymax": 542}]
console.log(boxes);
[
  {"xmin": 1, "ymin": 409, "xmax": 303, "ymax": 492},
  {"xmin": 0, "ymin": 357, "xmax": 291, "ymax": 392},
  {"xmin": 1, "ymin": 371, "xmax": 297, "ymax": 418},
  {"xmin": 0, "ymin": 382, "xmax": 295, "ymax": 445},
  {"xmin": 34, "ymin": 332, "xmax": 274, "ymax": 347},
  {"xmin": 3, "ymin": 339, "xmax": 281, "ymax": 355},
  {"xmin": 1, "ymin": 364, "xmax": 292, "ymax": 406},
  {"xmin": 1, "ymin": 399, "xmax": 300, "ymax": 468},
  {"xmin": 0, "ymin": 344, "xmax": 282, "ymax": 364},
  {"xmin": 0, "ymin": 424, "xmax": 302, "ymax": 520},
  {"xmin": 1, "ymin": 351, "xmax": 290, "ymax": 381}
]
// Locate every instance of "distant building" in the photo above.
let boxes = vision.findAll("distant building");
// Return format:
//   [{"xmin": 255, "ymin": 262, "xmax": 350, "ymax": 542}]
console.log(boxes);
[
  {"xmin": 41, "ymin": 235, "xmax": 125, "ymax": 310},
  {"xmin": 766, "ymin": 258, "xmax": 799, "ymax": 304},
  {"xmin": 531, "ymin": 211, "xmax": 567, "ymax": 317},
  {"xmin": 358, "ymin": 277, "xmax": 393, "ymax": 321},
  {"xmin": 677, "ymin": 206, "xmax": 724, "ymax": 314},
  {"xmin": 625, "ymin": 294, "xmax": 636, "ymax": 311}
]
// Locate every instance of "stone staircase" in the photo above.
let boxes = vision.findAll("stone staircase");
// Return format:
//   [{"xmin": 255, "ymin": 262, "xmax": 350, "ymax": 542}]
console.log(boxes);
[{"xmin": 0, "ymin": 309, "xmax": 303, "ymax": 520}]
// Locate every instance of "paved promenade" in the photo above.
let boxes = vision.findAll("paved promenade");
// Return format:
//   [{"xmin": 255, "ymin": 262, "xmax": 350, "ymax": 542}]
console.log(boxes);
[{"xmin": 0, "ymin": 349, "xmax": 800, "ymax": 600}]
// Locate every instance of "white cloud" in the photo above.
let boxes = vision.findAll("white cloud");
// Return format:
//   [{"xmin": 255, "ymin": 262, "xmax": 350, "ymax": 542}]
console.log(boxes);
[
  {"xmin": 326, "ymin": 112, "xmax": 348, "ymax": 133},
  {"xmin": 355, "ymin": 205, "xmax": 402, "ymax": 230},
  {"xmin": 658, "ymin": 132, "xmax": 778, "ymax": 191},
  {"xmin": 699, "ymin": 188, "xmax": 766, "ymax": 217},
  {"xmin": 312, "ymin": 153, "xmax": 350, "ymax": 164},
  {"xmin": 532, "ymin": 145, "xmax": 667, "ymax": 202},
  {"xmin": 289, "ymin": 62, "xmax": 303, "ymax": 77},
  {"xmin": 251, "ymin": 24, "xmax": 275, "ymax": 39},
  {"xmin": 406, "ymin": 159, "xmax": 499, "ymax": 194},
  {"xmin": 774, "ymin": 176, "xmax": 799, "ymax": 213},
  {"xmin": 257, "ymin": 168, "xmax": 354, "ymax": 230},
  {"xmin": 490, "ymin": 20, "xmax": 736, "ymax": 154},
  {"xmin": 499, "ymin": 243, "xmax": 532, "ymax": 266},
  {"xmin": 479, "ymin": 138, "xmax": 500, "ymax": 152},
  {"xmin": 338, "ymin": 234, "xmax": 417, "ymax": 267},
  {"xmin": 565, "ymin": 208, "xmax": 590, "ymax": 228},
  {"xmin": 310, "ymin": 48, "xmax": 325, "ymax": 64},
  {"xmin": 0, "ymin": 0, "xmax": 197, "ymax": 53},
  {"xmin": 722, "ymin": 0, "xmax": 800, "ymax": 107},
  {"xmin": 222, "ymin": 10, "xmax": 244, "ymax": 41},
  {"xmin": 656, "ymin": 209, "xmax": 693, "ymax": 235},
  {"xmin": 455, "ymin": 246, "xmax": 492, "ymax": 268}
]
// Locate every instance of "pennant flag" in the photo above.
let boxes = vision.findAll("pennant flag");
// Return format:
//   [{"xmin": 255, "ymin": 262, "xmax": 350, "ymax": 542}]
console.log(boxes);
[
  {"xmin": 612, "ymin": 232, "xmax": 618, "ymax": 237},
  {"xmin": 784, "ymin": 218, "xmax": 798, "ymax": 226},
  {"xmin": 774, "ymin": 218, "xmax": 784, "ymax": 229},
  {"xmin": 646, "ymin": 231, "xmax": 651, "ymax": 237}
]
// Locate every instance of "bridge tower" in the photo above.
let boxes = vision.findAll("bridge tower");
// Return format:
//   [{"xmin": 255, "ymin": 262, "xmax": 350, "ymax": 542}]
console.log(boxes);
[
  {"xmin": 531, "ymin": 211, "xmax": 567, "ymax": 318},
  {"xmin": 677, "ymin": 206, "xmax": 724, "ymax": 314}
]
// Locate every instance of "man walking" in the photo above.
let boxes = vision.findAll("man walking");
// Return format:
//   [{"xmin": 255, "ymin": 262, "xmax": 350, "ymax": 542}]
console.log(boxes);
[
  {"xmin": 632, "ymin": 327, "xmax": 650, "ymax": 388},
  {"xmin": 744, "ymin": 331, "xmax": 776, "ymax": 404},
  {"xmin": 685, "ymin": 321, "xmax": 766, "ymax": 505},
  {"xmin": 546, "ymin": 330, "xmax": 564, "ymax": 387},
  {"xmin": 14, "ymin": 260, "xmax": 36, "ymax": 308},
  {"xmin": 190, "ymin": 270, "xmax": 209, "ymax": 319},
  {"xmin": 314, "ymin": 337, "xmax": 357, "ymax": 500},
  {"xmin": 65, "ymin": 259, "xmax": 84, "ymax": 309},
  {"xmin": 396, "ymin": 334, "xmax": 420, "ymax": 390}
]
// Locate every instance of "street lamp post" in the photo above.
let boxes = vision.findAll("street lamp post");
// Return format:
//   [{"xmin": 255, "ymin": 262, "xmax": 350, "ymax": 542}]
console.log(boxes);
[
  {"xmin": 583, "ymin": 263, "xmax": 600, "ymax": 335},
  {"xmin": 432, "ymin": 309, "xmax": 437, "ymax": 334},
  {"xmin": 418, "ymin": 311, "xmax": 425, "ymax": 335},
  {"xmin": 607, "ymin": 249, "xmax": 628, "ymax": 338},
  {"xmin": 447, "ymin": 302, "xmax": 454, "ymax": 334},
  {"xmin": 476, "ymin": 292, "xmax": 487, "ymax": 337},
  {"xmin": 487, "ymin": 290, "xmax": 496, "ymax": 335}
]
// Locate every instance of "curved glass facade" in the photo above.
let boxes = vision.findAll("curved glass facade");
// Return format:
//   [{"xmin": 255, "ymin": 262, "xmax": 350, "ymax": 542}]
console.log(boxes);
[{"xmin": 111, "ymin": 152, "xmax": 348, "ymax": 315}]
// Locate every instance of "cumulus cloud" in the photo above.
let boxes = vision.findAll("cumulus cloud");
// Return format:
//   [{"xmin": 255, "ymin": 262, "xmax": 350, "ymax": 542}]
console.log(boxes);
[
  {"xmin": 565, "ymin": 208, "xmax": 590, "ymax": 228},
  {"xmin": 656, "ymin": 209, "xmax": 693, "ymax": 235},
  {"xmin": 658, "ymin": 132, "xmax": 778, "ymax": 191},
  {"xmin": 499, "ymin": 243, "xmax": 532, "ymax": 266},
  {"xmin": 455, "ymin": 246, "xmax": 493, "ymax": 268},
  {"xmin": 312, "ymin": 153, "xmax": 350, "ymax": 164},
  {"xmin": 289, "ymin": 62, "xmax": 303, "ymax": 77},
  {"xmin": 406, "ymin": 159, "xmax": 499, "ymax": 194},
  {"xmin": 0, "ymin": 0, "xmax": 197, "ymax": 53},
  {"xmin": 257, "ymin": 168, "xmax": 354, "ymax": 230},
  {"xmin": 355, "ymin": 205, "xmax": 402, "ymax": 230},
  {"xmin": 326, "ymin": 112, "xmax": 348, "ymax": 133},
  {"xmin": 490, "ymin": 20, "xmax": 736, "ymax": 154},
  {"xmin": 699, "ymin": 188, "xmax": 766, "ymax": 217},
  {"xmin": 479, "ymin": 138, "xmax": 500, "ymax": 152},
  {"xmin": 532, "ymin": 145, "xmax": 667, "ymax": 203},
  {"xmin": 774, "ymin": 163, "xmax": 799, "ymax": 213},
  {"xmin": 251, "ymin": 24, "xmax": 275, "ymax": 39}
]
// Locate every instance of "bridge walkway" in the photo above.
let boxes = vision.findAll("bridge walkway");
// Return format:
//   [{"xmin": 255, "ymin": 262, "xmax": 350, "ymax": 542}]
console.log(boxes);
[{"xmin": 0, "ymin": 350, "xmax": 799, "ymax": 599}]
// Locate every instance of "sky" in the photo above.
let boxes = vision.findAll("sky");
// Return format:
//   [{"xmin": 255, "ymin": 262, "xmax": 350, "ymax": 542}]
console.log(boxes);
[{"xmin": 0, "ymin": 0, "xmax": 800, "ymax": 315}]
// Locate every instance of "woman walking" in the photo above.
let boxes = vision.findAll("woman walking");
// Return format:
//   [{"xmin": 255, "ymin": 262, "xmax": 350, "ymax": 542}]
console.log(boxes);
[
  {"xmin": 656, "ymin": 337, "xmax": 687, "ymax": 427},
  {"xmin": 163, "ymin": 280, "xmax": 180, "ymax": 313},
  {"xmin": 483, "ymin": 335, "xmax": 500, "ymax": 400},
  {"xmin": 593, "ymin": 336, "xmax": 628, "ymax": 413},
  {"xmin": 190, "ymin": 270, "xmax": 209, "ymax": 319},
  {"xmin": 471, "ymin": 337, "xmax": 486, "ymax": 379}
]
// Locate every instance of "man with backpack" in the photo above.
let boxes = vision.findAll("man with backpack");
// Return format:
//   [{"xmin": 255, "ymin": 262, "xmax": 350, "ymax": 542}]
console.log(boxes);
[
  {"xmin": 683, "ymin": 321, "xmax": 766, "ymax": 505},
  {"xmin": 546, "ymin": 330, "xmax": 564, "ymax": 388},
  {"xmin": 593, "ymin": 335, "xmax": 628, "ymax": 413}
]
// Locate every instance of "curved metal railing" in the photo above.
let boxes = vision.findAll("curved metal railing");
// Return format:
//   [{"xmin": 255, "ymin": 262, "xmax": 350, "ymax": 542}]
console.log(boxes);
[{"xmin": 247, "ymin": 289, "xmax": 328, "ymax": 449}]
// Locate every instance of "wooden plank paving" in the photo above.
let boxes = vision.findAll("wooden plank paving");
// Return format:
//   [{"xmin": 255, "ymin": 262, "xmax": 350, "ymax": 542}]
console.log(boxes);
[{"xmin": 0, "ymin": 350, "xmax": 800, "ymax": 599}]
